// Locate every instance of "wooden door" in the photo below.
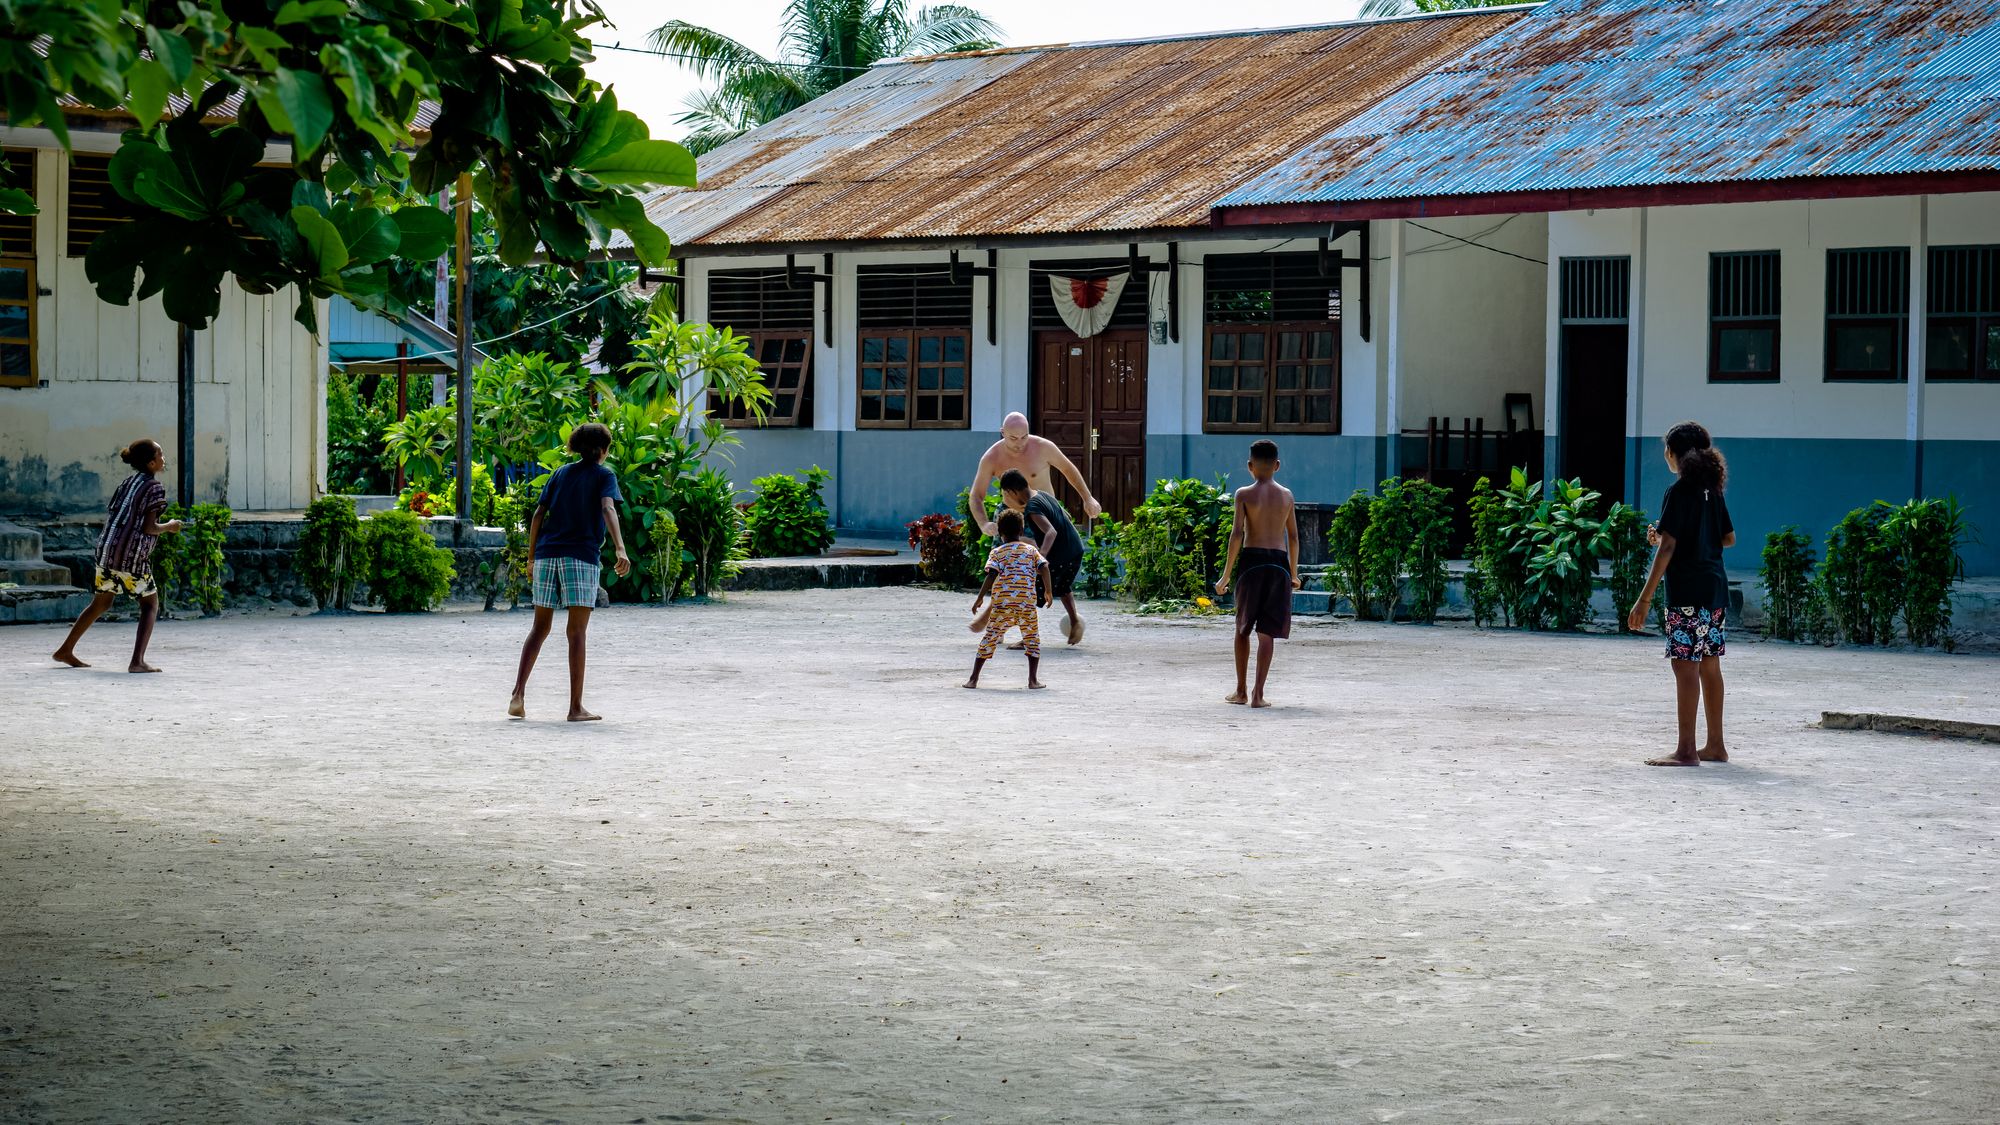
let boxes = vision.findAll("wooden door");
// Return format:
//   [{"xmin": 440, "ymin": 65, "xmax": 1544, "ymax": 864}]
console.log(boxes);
[{"xmin": 1033, "ymin": 329, "xmax": 1149, "ymax": 523}]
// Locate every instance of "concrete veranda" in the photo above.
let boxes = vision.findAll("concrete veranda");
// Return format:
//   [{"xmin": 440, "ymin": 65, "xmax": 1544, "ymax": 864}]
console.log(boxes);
[{"xmin": 3, "ymin": 589, "xmax": 1996, "ymax": 1123}]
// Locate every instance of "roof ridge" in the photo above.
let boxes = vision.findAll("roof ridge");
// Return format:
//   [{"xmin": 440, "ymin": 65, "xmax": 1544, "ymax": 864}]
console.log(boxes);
[{"xmin": 879, "ymin": 4, "xmax": 1544, "ymax": 66}]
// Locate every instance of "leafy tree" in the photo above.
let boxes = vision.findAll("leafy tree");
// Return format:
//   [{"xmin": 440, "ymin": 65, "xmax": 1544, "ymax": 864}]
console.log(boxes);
[
  {"xmin": 1358, "ymin": 0, "xmax": 1523, "ymax": 18},
  {"xmin": 652, "ymin": 0, "xmax": 1002, "ymax": 155},
  {"xmin": 1, "ymin": 0, "xmax": 695, "ymax": 330}
]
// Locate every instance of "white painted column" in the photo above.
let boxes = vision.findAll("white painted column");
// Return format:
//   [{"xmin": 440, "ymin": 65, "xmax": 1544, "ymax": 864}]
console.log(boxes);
[
  {"xmin": 1625, "ymin": 209, "xmax": 1648, "ymax": 504},
  {"xmin": 1906, "ymin": 195, "xmax": 1929, "ymax": 497},
  {"xmin": 1383, "ymin": 219, "xmax": 1406, "ymax": 481}
]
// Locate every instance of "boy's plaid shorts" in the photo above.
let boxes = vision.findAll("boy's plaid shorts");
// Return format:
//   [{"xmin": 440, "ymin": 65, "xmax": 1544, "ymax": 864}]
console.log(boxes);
[{"xmin": 532, "ymin": 556, "xmax": 602, "ymax": 609}]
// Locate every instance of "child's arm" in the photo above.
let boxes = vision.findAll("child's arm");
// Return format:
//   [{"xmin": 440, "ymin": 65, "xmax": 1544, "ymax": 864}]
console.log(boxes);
[
  {"xmin": 526, "ymin": 504, "xmax": 547, "ymax": 565},
  {"xmin": 142, "ymin": 513, "xmax": 182, "ymax": 536},
  {"xmin": 1627, "ymin": 534, "xmax": 1677, "ymax": 632},
  {"xmin": 1215, "ymin": 491, "xmax": 1246, "ymax": 595},
  {"xmin": 1284, "ymin": 495, "xmax": 1301, "ymax": 589},
  {"xmin": 1033, "ymin": 513, "xmax": 1058, "ymax": 557},
  {"xmin": 1037, "ymin": 558, "xmax": 1052, "ymax": 607},
  {"xmin": 600, "ymin": 496, "xmax": 631, "ymax": 577},
  {"xmin": 971, "ymin": 569, "xmax": 996, "ymax": 611}
]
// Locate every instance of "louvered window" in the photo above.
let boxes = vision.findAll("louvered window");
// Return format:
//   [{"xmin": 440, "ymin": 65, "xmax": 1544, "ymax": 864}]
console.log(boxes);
[
  {"xmin": 0, "ymin": 149, "xmax": 33, "ymax": 259},
  {"xmin": 1709, "ymin": 251, "xmax": 1781, "ymax": 382},
  {"xmin": 66, "ymin": 153, "xmax": 132, "ymax": 259},
  {"xmin": 1, "ymin": 150, "xmax": 36, "ymax": 388},
  {"xmin": 1925, "ymin": 245, "xmax": 2000, "ymax": 383},
  {"xmin": 705, "ymin": 269, "xmax": 815, "ymax": 427},
  {"xmin": 1202, "ymin": 253, "xmax": 1339, "ymax": 434},
  {"xmin": 1559, "ymin": 257, "xmax": 1629, "ymax": 323},
  {"xmin": 1825, "ymin": 248, "xmax": 1909, "ymax": 382},
  {"xmin": 856, "ymin": 266, "xmax": 970, "ymax": 429}
]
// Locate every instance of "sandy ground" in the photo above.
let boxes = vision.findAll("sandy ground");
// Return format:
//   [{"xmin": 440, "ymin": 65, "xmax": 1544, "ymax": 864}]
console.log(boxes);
[{"xmin": 2, "ymin": 589, "xmax": 1997, "ymax": 1124}]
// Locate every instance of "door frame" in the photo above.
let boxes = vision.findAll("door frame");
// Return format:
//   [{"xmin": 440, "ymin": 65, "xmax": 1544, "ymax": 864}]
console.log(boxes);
[{"xmin": 1029, "ymin": 326, "xmax": 1149, "ymax": 522}]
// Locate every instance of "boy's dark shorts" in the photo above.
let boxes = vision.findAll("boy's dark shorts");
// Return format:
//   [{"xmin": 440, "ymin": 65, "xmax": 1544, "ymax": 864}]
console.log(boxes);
[
  {"xmin": 1233, "ymin": 548, "xmax": 1293, "ymax": 640},
  {"xmin": 1047, "ymin": 553, "xmax": 1082, "ymax": 599}
]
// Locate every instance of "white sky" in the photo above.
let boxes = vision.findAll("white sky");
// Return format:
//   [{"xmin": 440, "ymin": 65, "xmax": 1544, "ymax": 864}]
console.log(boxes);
[{"xmin": 585, "ymin": 0, "xmax": 1367, "ymax": 142}]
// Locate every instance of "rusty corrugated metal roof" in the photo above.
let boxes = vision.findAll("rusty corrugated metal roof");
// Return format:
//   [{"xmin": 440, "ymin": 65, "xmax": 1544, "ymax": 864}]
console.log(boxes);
[
  {"xmin": 638, "ymin": 11, "xmax": 1527, "ymax": 250},
  {"xmin": 1218, "ymin": 0, "xmax": 2000, "ymax": 209}
]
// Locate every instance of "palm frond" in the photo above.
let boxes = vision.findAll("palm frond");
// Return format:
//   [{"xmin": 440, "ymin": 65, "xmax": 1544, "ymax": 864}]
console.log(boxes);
[
  {"xmin": 1359, "ymin": 0, "xmax": 1415, "ymax": 16},
  {"xmin": 896, "ymin": 5, "xmax": 1002, "ymax": 56},
  {"xmin": 646, "ymin": 20, "xmax": 777, "ymax": 82}
]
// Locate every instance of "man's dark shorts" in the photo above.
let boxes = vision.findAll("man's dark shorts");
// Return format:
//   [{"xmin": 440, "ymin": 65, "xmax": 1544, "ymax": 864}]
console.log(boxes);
[{"xmin": 1233, "ymin": 547, "xmax": 1293, "ymax": 640}]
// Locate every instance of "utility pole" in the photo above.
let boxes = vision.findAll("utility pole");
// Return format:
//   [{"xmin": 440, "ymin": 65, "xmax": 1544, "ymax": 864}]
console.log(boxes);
[
  {"xmin": 176, "ymin": 323, "xmax": 195, "ymax": 505},
  {"xmin": 454, "ymin": 173, "xmax": 474, "ymax": 524}
]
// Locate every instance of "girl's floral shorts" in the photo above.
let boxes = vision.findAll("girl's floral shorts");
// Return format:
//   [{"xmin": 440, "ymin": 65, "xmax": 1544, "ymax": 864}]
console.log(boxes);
[{"xmin": 1664, "ymin": 606, "xmax": 1727, "ymax": 661}]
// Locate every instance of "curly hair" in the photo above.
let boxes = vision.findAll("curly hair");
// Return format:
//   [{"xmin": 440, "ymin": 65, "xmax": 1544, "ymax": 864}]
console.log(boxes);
[{"xmin": 1664, "ymin": 421, "xmax": 1726, "ymax": 491}]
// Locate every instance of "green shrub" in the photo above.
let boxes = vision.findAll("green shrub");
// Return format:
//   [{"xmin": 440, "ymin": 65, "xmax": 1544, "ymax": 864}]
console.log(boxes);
[
  {"xmin": 1603, "ymin": 502, "xmax": 1652, "ymax": 635},
  {"xmin": 671, "ymin": 468, "xmax": 746, "ymax": 598},
  {"xmin": 1510, "ymin": 477, "xmax": 1616, "ymax": 632},
  {"xmin": 1117, "ymin": 477, "xmax": 1232, "ymax": 603},
  {"xmin": 297, "ymin": 495, "xmax": 361, "ymax": 611},
  {"xmin": 482, "ymin": 487, "xmax": 533, "ymax": 611},
  {"xmin": 906, "ymin": 512, "xmax": 976, "ymax": 588},
  {"xmin": 1079, "ymin": 519, "xmax": 1123, "ymax": 598},
  {"xmin": 1466, "ymin": 470, "xmax": 1536, "ymax": 628},
  {"xmin": 1882, "ymin": 496, "xmax": 1971, "ymax": 649},
  {"xmin": 1357, "ymin": 478, "xmax": 1453, "ymax": 623},
  {"xmin": 1759, "ymin": 526, "xmax": 1822, "ymax": 642},
  {"xmin": 746, "ymin": 466, "xmax": 835, "ymax": 558},
  {"xmin": 956, "ymin": 487, "xmax": 1001, "ymax": 579},
  {"xmin": 327, "ymin": 371, "xmax": 396, "ymax": 494},
  {"xmin": 1325, "ymin": 488, "xmax": 1375, "ymax": 619},
  {"xmin": 1818, "ymin": 503, "xmax": 1897, "ymax": 645},
  {"xmin": 152, "ymin": 502, "xmax": 231, "ymax": 617},
  {"xmin": 358, "ymin": 510, "xmax": 455, "ymax": 612},
  {"xmin": 646, "ymin": 513, "xmax": 685, "ymax": 604},
  {"xmin": 384, "ymin": 398, "xmax": 457, "ymax": 486}
]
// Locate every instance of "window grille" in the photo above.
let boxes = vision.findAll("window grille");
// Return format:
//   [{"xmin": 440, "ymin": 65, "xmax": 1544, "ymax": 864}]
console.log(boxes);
[
  {"xmin": 856, "ymin": 265, "xmax": 971, "ymax": 329},
  {"xmin": 1559, "ymin": 257, "xmax": 1629, "ymax": 323},
  {"xmin": 0, "ymin": 150, "xmax": 33, "ymax": 258},
  {"xmin": 0, "ymin": 256, "xmax": 36, "ymax": 388},
  {"xmin": 855, "ymin": 266, "xmax": 971, "ymax": 429},
  {"xmin": 1709, "ymin": 251, "xmax": 1781, "ymax": 382},
  {"xmin": 66, "ymin": 154, "xmax": 132, "ymax": 259},
  {"xmin": 1825, "ymin": 248, "xmax": 1909, "ymax": 381},
  {"xmin": 1926, "ymin": 245, "xmax": 2000, "ymax": 382},
  {"xmin": 1197, "ymin": 253, "xmax": 1339, "ymax": 434},
  {"xmin": 705, "ymin": 269, "xmax": 816, "ymax": 427},
  {"xmin": 1202, "ymin": 253, "xmax": 1340, "ymax": 325}
]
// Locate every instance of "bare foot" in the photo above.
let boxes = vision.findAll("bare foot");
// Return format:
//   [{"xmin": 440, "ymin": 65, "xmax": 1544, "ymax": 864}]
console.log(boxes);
[
  {"xmin": 1067, "ymin": 617, "xmax": 1084, "ymax": 645},
  {"xmin": 52, "ymin": 650, "xmax": 88, "ymax": 668},
  {"xmin": 508, "ymin": 693, "xmax": 525, "ymax": 719},
  {"xmin": 1645, "ymin": 752, "xmax": 1700, "ymax": 767},
  {"xmin": 1028, "ymin": 679, "xmax": 1046, "ymax": 690},
  {"xmin": 1224, "ymin": 692, "xmax": 1248, "ymax": 705},
  {"xmin": 567, "ymin": 709, "xmax": 601, "ymax": 722},
  {"xmin": 962, "ymin": 679, "xmax": 980, "ymax": 689},
  {"xmin": 128, "ymin": 662, "xmax": 161, "ymax": 674},
  {"xmin": 1698, "ymin": 744, "xmax": 1728, "ymax": 762},
  {"xmin": 1251, "ymin": 697, "xmax": 1271, "ymax": 709}
]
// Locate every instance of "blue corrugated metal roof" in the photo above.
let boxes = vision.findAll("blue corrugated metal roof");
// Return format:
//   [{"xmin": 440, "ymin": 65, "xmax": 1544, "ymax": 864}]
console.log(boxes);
[{"xmin": 1217, "ymin": 0, "xmax": 2000, "ymax": 209}]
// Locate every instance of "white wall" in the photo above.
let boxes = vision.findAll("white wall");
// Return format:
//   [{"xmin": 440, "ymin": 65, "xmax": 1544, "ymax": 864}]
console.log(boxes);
[
  {"xmin": 0, "ymin": 143, "xmax": 327, "ymax": 513},
  {"xmin": 1395, "ymin": 213, "xmax": 1549, "ymax": 431}
]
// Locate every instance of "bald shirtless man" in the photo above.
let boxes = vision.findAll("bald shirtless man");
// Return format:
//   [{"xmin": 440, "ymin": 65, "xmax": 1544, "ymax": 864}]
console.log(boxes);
[{"xmin": 969, "ymin": 413, "xmax": 1102, "ymax": 538}]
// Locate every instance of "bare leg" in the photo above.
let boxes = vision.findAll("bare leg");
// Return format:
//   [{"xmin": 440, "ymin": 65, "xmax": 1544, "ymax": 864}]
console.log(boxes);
[
  {"xmin": 1226, "ymin": 630, "xmax": 1249, "ymax": 704},
  {"xmin": 1060, "ymin": 591, "xmax": 1083, "ymax": 644},
  {"xmin": 1249, "ymin": 632, "xmax": 1275, "ymax": 707},
  {"xmin": 1697, "ymin": 657, "xmax": 1727, "ymax": 761},
  {"xmin": 1647, "ymin": 661, "xmax": 1703, "ymax": 766},
  {"xmin": 964, "ymin": 656, "xmax": 987, "ymax": 688},
  {"xmin": 128, "ymin": 594, "xmax": 161, "ymax": 672},
  {"xmin": 510, "ymin": 606, "xmax": 554, "ymax": 716},
  {"xmin": 1028, "ymin": 652, "xmax": 1044, "ymax": 689},
  {"xmin": 53, "ymin": 591, "xmax": 114, "ymax": 667},
  {"xmin": 565, "ymin": 606, "xmax": 598, "ymax": 721}
]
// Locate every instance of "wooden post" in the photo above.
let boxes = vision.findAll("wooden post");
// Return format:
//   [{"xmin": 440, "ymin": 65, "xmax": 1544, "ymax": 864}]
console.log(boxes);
[
  {"xmin": 176, "ymin": 323, "xmax": 195, "ymax": 505},
  {"xmin": 454, "ymin": 173, "xmax": 473, "ymax": 524}
]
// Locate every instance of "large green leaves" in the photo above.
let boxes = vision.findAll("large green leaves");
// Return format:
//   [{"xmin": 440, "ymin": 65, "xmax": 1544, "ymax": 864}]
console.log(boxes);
[{"xmin": 583, "ymin": 139, "xmax": 698, "ymax": 187}]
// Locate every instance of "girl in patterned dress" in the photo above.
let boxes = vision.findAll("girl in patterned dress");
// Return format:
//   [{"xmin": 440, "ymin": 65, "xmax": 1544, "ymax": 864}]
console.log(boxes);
[
  {"xmin": 965, "ymin": 509, "xmax": 1050, "ymax": 690},
  {"xmin": 1627, "ymin": 422, "xmax": 1735, "ymax": 767},
  {"xmin": 52, "ymin": 439, "xmax": 182, "ymax": 672}
]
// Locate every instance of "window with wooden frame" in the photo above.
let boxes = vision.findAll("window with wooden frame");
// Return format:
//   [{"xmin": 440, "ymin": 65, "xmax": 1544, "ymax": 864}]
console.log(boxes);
[
  {"xmin": 856, "ymin": 266, "xmax": 971, "ymax": 429},
  {"xmin": 706, "ymin": 269, "xmax": 815, "ymax": 426},
  {"xmin": 66, "ymin": 153, "xmax": 133, "ymax": 258},
  {"xmin": 1925, "ymin": 245, "xmax": 2000, "ymax": 383},
  {"xmin": 1, "ymin": 150, "xmax": 36, "ymax": 389},
  {"xmin": 1709, "ymin": 250, "xmax": 1780, "ymax": 382},
  {"xmin": 1201, "ymin": 253, "xmax": 1339, "ymax": 433},
  {"xmin": 1825, "ymin": 247, "xmax": 1909, "ymax": 382}
]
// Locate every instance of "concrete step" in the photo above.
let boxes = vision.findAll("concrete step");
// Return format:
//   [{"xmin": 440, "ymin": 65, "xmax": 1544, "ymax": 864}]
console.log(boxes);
[
  {"xmin": 726, "ymin": 552, "xmax": 920, "ymax": 592},
  {"xmin": 1, "ymin": 559, "xmax": 74, "ymax": 586},
  {"xmin": 0, "ymin": 584, "xmax": 93, "ymax": 624},
  {"xmin": 0, "ymin": 521, "xmax": 42, "ymax": 562}
]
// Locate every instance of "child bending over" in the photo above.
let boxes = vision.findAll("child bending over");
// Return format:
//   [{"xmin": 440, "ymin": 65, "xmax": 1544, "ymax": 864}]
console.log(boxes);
[
  {"xmin": 1627, "ymin": 421, "xmax": 1735, "ymax": 766},
  {"xmin": 966, "ymin": 509, "xmax": 1050, "ymax": 690},
  {"xmin": 53, "ymin": 439, "xmax": 182, "ymax": 672}
]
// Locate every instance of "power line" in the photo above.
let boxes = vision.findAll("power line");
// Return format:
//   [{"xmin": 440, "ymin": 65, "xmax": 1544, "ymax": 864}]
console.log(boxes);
[
  {"xmin": 1405, "ymin": 219, "xmax": 1546, "ymax": 266},
  {"xmin": 597, "ymin": 41, "xmax": 877, "ymax": 74}
]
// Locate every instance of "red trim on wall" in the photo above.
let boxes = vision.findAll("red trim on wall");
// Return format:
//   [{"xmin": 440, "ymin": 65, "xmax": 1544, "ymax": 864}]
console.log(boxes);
[{"xmin": 1211, "ymin": 172, "xmax": 2000, "ymax": 226}]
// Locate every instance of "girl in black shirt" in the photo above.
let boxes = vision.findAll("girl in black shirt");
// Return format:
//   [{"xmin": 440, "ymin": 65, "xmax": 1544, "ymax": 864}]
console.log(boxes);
[{"xmin": 1627, "ymin": 422, "xmax": 1735, "ymax": 767}]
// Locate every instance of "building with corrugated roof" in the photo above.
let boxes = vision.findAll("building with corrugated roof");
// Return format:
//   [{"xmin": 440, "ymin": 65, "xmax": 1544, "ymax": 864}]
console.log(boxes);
[{"xmin": 1216, "ymin": 0, "xmax": 2000, "ymax": 574}]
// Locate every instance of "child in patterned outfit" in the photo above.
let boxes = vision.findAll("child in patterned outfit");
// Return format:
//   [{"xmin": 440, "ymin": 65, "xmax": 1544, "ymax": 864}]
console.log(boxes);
[
  {"xmin": 53, "ymin": 439, "xmax": 182, "ymax": 672},
  {"xmin": 965, "ymin": 509, "xmax": 1050, "ymax": 690},
  {"xmin": 1628, "ymin": 422, "xmax": 1735, "ymax": 767}
]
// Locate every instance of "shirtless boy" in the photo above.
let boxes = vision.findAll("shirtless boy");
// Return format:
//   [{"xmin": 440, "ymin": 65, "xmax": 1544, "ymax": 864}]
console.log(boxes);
[
  {"xmin": 968, "ymin": 413, "xmax": 1101, "ymax": 537},
  {"xmin": 1213, "ymin": 440, "xmax": 1301, "ymax": 708}
]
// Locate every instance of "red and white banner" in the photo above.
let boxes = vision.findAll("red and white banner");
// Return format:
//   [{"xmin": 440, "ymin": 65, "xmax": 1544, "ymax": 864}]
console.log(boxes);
[{"xmin": 1047, "ymin": 271, "xmax": 1129, "ymax": 338}]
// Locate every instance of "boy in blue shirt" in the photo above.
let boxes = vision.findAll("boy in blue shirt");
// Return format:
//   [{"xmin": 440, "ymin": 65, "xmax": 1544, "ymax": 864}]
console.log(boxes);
[{"xmin": 509, "ymin": 423, "xmax": 630, "ymax": 721}]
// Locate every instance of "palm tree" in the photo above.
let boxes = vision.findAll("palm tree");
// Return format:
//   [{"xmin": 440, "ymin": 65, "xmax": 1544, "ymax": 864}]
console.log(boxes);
[
  {"xmin": 652, "ymin": 0, "xmax": 1002, "ymax": 155},
  {"xmin": 1359, "ymin": 0, "xmax": 1528, "ymax": 17}
]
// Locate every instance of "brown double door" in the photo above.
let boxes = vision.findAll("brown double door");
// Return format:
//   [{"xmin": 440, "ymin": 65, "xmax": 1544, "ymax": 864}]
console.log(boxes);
[{"xmin": 1033, "ymin": 329, "xmax": 1148, "ymax": 523}]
